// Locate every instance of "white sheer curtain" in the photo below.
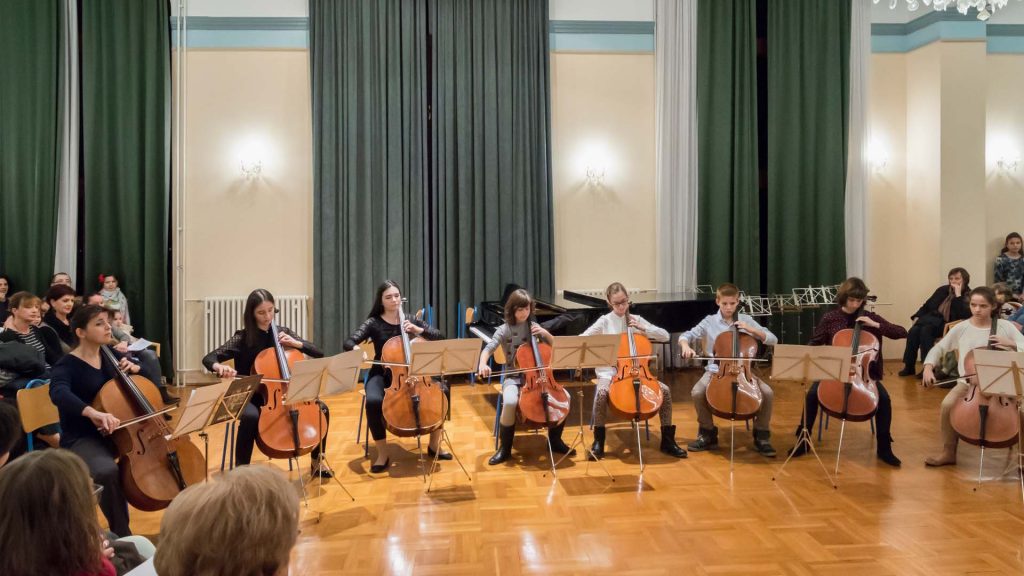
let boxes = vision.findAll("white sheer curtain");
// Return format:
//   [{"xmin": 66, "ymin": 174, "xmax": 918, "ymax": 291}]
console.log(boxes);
[
  {"xmin": 54, "ymin": 0, "xmax": 79, "ymax": 282},
  {"xmin": 845, "ymin": 0, "xmax": 871, "ymax": 280},
  {"xmin": 655, "ymin": 0, "xmax": 699, "ymax": 293}
]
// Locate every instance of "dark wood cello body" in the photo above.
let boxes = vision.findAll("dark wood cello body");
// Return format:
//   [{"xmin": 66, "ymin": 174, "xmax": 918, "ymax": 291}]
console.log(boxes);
[
  {"xmin": 817, "ymin": 321, "xmax": 879, "ymax": 422},
  {"xmin": 706, "ymin": 324, "xmax": 762, "ymax": 421},
  {"xmin": 254, "ymin": 321, "xmax": 328, "ymax": 459},
  {"xmin": 91, "ymin": 346, "xmax": 205, "ymax": 511},
  {"xmin": 381, "ymin": 303, "xmax": 448, "ymax": 437},
  {"xmin": 608, "ymin": 315, "xmax": 663, "ymax": 421},
  {"xmin": 515, "ymin": 328, "xmax": 571, "ymax": 429},
  {"xmin": 950, "ymin": 320, "xmax": 1019, "ymax": 448}
]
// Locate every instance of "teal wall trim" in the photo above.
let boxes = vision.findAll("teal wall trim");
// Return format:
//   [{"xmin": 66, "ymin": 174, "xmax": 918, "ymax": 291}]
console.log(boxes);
[
  {"xmin": 170, "ymin": 16, "xmax": 655, "ymax": 52},
  {"xmin": 871, "ymin": 11, "xmax": 1024, "ymax": 53}
]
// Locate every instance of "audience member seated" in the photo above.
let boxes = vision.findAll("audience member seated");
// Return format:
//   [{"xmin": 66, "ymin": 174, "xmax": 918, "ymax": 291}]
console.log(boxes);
[
  {"xmin": 0, "ymin": 450, "xmax": 141, "ymax": 576},
  {"xmin": 99, "ymin": 274, "xmax": 132, "ymax": 327},
  {"xmin": 0, "ymin": 274, "xmax": 9, "ymax": 322},
  {"xmin": 0, "ymin": 340, "xmax": 50, "ymax": 459},
  {"xmin": 0, "ymin": 292, "xmax": 65, "ymax": 371},
  {"xmin": 152, "ymin": 465, "xmax": 300, "ymax": 576},
  {"xmin": 900, "ymin": 267, "xmax": 971, "ymax": 377},
  {"xmin": 0, "ymin": 402, "xmax": 19, "ymax": 467},
  {"xmin": 52, "ymin": 272, "xmax": 74, "ymax": 288},
  {"xmin": 44, "ymin": 283, "xmax": 78, "ymax": 349},
  {"xmin": 108, "ymin": 308, "xmax": 173, "ymax": 404},
  {"xmin": 994, "ymin": 232, "xmax": 1024, "ymax": 298}
]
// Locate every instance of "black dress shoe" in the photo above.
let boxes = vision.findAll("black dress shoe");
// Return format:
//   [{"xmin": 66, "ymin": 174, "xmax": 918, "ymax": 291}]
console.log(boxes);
[
  {"xmin": 877, "ymin": 450, "xmax": 902, "ymax": 468},
  {"xmin": 369, "ymin": 458, "xmax": 390, "ymax": 473},
  {"xmin": 897, "ymin": 368, "xmax": 915, "ymax": 377},
  {"xmin": 428, "ymin": 447, "xmax": 453, "ymax": 461}
]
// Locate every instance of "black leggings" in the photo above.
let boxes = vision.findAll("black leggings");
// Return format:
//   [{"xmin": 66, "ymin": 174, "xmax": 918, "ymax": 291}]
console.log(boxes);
[
  {"xmin": 234, "ymin": 394, "xmax": 329, "ymax": 466},
  {"xmin": 364, "ymin": 373, "xmax": 450, "ymax": 441},
  {"xmin": 67, "ymin": 436, "xmax": 131, "ymax": 537}
]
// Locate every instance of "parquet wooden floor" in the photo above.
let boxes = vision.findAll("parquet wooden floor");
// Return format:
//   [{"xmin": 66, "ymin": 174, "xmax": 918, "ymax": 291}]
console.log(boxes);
[{"xmin": 127, "ymin": 362, "xmax": 1024, "ymax": 575}]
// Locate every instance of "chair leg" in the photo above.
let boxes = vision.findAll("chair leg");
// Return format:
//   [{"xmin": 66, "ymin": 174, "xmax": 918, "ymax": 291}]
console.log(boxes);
[
  {"xmin": 817, "ymin": 408, "xmax": 825, "ymax": 442},
  {"xmin": 229, "ymin": 421, "xmax": 236, "ymax": 469},
  {"xmin": 357, "ymin": 395, "xmax": 365, "ymax": 444},
  {"xmin": 363, "ymin": 420, "xmax": 369, "ymax": 458},
  {"xmin": 26, "ymin": 433, "xmax": 34, "ymax": 453},
  {"xmin": 870, "ymin": 415, "xmax": 876, "ymax": 436},
  {"xmin": 645, "ymin": 419, "xmax": 650, "ymax": 442}
]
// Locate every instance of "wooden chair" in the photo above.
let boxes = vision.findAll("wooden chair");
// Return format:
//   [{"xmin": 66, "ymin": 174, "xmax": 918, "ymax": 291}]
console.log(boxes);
[{"xmin": 16, "ymin": 380, "xmax": 59, "ymax": 452}]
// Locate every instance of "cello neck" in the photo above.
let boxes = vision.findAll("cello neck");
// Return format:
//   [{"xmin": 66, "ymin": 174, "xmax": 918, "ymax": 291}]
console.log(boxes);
[
  {"xmin": 398, "ymin": 301, "xmax": 413, "ymax": 364},
  {"xmin": 269, "ymin": 320, "xmax": 291, "ymax": 381},
  {"xmin": 988, "ymin": 315, "xmax": 999, "ymax": 349}
]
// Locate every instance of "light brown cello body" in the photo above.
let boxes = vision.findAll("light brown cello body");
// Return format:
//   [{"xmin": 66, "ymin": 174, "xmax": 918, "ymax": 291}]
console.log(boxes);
[
  {"xmin": 950, "ymin": 320, "xmax": 1019, "ymax": 448},
  {"xmin": 92, "ymin": 346, "xmax": 205, "ymax": 511},
  {"xmin": 380, "ymin": 304, "xmax": 448, "ymax": 437},
  {"xmin": 608, "ymin": 318, "xmax": 663, "ymax": 421},
  {"xmin": 254, "ymin": 322, "xmax": 328, "ymax": 459},
  {"xmin": 706, "ymin": 324, "xmax": 762, "ymax": 421}
]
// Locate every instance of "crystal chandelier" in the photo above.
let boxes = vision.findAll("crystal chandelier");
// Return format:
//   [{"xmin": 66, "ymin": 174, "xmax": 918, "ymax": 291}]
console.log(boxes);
[{"xmin": 875, "ymin": 0, "xmax": 1017, "ymax": 21}]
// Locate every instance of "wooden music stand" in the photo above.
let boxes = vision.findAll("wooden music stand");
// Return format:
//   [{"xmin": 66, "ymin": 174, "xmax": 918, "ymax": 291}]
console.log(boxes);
[
  {"xmin": 964, "ymin": 349, "xmax": 1024, "ymax": 499},
  {"xmin": 770, "ymin": 344, "xmax": 851, "ymax": 488},
  {"xmin": 546, "ymin": 335, "xmax": 620, "ymax": 478},
  {"xmin": 407, "ymin": 340, "xmax": 480, "ymax": 492},
  {"xmin": 286, "ymin": 350, "xmax": 365, "ymax": 508}
]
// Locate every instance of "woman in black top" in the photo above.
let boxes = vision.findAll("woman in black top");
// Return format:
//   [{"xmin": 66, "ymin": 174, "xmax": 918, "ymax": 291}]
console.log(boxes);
[
  {"xmin": 43, "ymin": 283, "xmax": 77, "ymax": 348},
  {"xmin": 202, "ymin": 289, "xmax": 331, "ymax": 477},
  {"xmin": 343, "ymin": 280, "xmax": 447, "ymax": 473},
  {"xmin": 899, "ymin": 267, "xmax": 971, "ymax": 377},
  {"xmin": 49, "ymin": 304, "xmax": 142, "ymax": 537},
  {"xmin": 0, "ymin": 292, "xmax": 64, "ymax": 370}
]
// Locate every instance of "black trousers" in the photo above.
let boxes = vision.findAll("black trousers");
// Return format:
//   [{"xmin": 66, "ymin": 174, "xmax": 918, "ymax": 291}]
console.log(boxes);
[
  {"xmin": 66, "ymin": 435, "xmax": 131, "ymax": 537},
  {"xmin": 902, "ymin": 315, "xmax": 946, "ymax": 369},
  {"xmin": 801, "ymin": 381, "xmax": 893, "ymax": 447},
  {"xmin": 233, "ymin": 394, "xmax": 329, "ymax": 466},
  {"xmin": 364, "ymin": 373, "xmax": 451, "ymax": 442}
]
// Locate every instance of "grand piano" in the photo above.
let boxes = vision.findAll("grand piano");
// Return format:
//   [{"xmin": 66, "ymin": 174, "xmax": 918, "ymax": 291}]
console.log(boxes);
[{"xmin": 471, "ymin": 284, "xmax": 718, "ymax": 339}]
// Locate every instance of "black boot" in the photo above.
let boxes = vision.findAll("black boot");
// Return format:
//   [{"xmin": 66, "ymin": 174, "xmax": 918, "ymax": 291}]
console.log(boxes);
[
  {"xmin": 687, "ymin": 426, "xmax": 718, "ymax": 452},
  {"xmin": 589, "ymin": 426, "xmax": 606, "ymax": 461},
  {"xmin": 752, "ymin": 429, "xmax": 777, "ymax": 458},
  {"xmin": 877, "ymin": 437, "xmax": 901, "ymax": 468},
  {"xmin": 159, "ymin": 385, "xmax": 179, "ymax": 406},
  {"xmin": 548, "ymin": 422, "xmax": 577, "ymax": 457},
  {"xmin": 660, "ymin": 425, "xmax": 687, "ymax": 458},
  {"xmin": 489, "ymin": 425, "xmax": 515, "ymax": 465}
]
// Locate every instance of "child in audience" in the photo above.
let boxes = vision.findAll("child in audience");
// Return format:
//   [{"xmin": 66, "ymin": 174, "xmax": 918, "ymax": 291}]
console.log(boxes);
[
  {"xmin": 994, "ymin": 232, "xmax": 1024, "ymax": 298},
  {"xmin": 99, "ymin": 274, "xmax": 131, "ymax": 327}
]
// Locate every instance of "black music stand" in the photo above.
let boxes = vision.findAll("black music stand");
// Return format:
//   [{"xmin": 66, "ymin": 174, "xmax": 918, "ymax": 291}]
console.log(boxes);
[
  {"xmin": 287, "ymin": 350, "xmax": 364, "ymax": 510},
  {"xmin": 407, "ymin": 338, "xmax": 481, "ymax": 492},
  {"xmin": 771, "ymin": 344, "xmax": 851, "ymax": 488},
  {"xmin": 548, "ymin": 335, "xmax": 619, "ymax": 478},
  {"xmin": 170, "ymin": 375, "xmax": 260, "ymax": 482}
]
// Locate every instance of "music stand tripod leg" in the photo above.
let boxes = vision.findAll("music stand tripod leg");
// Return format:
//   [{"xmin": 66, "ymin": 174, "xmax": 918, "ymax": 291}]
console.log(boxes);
[
  {"xmin": 834, "ymin": 419, "xmax": 847, "ymax": 477},
  {"xmin": 773, "ymin": 387, "xmax": 837, "ymax": 488},
  {"xmin": 633, "ymin": 419, "xmax": 645, "ymax": 475},
  {"xmin": 301, "ymin": 409, "xmax": 355, "ymax": 507},
  {"xmin": 558, "ymin": 389, "xmax": 612, "ymax": 480},
  {"xmin": 425, "ymin": 424, "xmax": 471, "ymax": 493}
]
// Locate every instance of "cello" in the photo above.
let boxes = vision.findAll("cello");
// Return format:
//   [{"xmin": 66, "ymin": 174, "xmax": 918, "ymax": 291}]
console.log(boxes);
[
  {"xmin": 817, "ymin": 317, "xmax": 880, "ymax": 423},
  {"xmin": 254, "ymin": 320, "xmax": 328, "ymax": 459},
  {"xmin": 380, "ymin": 301, "xmax": 448, "ymax": 438},
  {"xmin": 608, "ymin": 312, "xmax": 663, "ymax": 421},
  {"xmin": 950, "ymin": 318, "xmax": 1019, "ymax": 450},
  {"xmin": 705, "ymin": 322, "xmax": 762, "ymax": 421},
  {"xmin": 92, "ymin": 345, "xmax": 205, "ymax": 511},
  {"xmin": 515, "ymin": 320, "xmax": 571, "ymax": 429}
]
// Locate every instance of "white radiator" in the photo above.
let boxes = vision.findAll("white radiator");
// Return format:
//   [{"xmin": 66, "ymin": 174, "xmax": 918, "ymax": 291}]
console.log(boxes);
[{"xmin": 203, "ymin": 295, "xmax": 310, "ymax": 354}]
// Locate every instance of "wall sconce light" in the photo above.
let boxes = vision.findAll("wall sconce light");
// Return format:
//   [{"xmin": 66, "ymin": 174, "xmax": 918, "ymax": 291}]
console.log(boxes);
[
  {"xmin": 998, "ymin": 155, "xmax": 1020, "ymax": 172},
  {"xmin": 240, "ymin": 159, "xmax": 263, "ymax": 179},
  {"xmin": 585, "ymin": 166, "xmax": 605, "ymax": 187},
  {"xmin": 866, "ymin": 140, "xmax": 888, "ymax": 173}
]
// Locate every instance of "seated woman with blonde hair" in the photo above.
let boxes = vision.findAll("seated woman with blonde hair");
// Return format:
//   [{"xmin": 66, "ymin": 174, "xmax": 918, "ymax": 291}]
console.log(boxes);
[{"xmin": 153, "ymin": 465, "xmax": 300, "ymax": 576}]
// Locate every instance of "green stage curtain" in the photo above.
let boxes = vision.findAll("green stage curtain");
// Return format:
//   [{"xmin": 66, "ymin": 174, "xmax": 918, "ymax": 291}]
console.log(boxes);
[
  {"xmin": 81, "ymin": 0, "xmax": 172, "ymax": 372},
  {"xmin": 766, "ymin": 0, "xmax": 850, "ymax": 293},
  {"xmin": 0, "ymin": 0, "xmax": 62, "ymax": 296}
]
